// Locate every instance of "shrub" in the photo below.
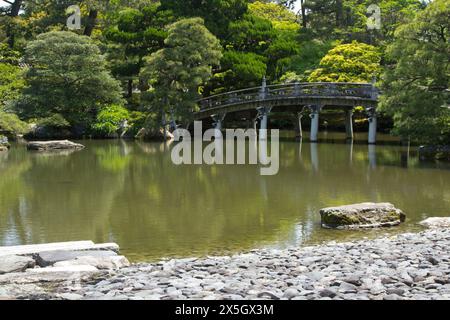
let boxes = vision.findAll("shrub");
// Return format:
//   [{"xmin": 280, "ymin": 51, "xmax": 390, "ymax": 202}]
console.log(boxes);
[
  {"xmin": 0, "ymin": 111, "xmax": 29, "ymax": 135},
  {"xmin": 93, "ymin": 105, "xmax": 130, "ymax": 136}
]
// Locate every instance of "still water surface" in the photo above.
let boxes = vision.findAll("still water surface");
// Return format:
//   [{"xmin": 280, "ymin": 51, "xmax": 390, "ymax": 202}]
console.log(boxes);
[{"xmin": 0, "ymin": 135, "xmax": 449, "ymax": 261}]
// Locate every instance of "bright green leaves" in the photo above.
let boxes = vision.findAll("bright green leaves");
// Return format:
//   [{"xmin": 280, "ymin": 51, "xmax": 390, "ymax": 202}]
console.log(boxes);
[{"xmin": 308, "ymin": 41, "xmax": 381, "ymax": 83}]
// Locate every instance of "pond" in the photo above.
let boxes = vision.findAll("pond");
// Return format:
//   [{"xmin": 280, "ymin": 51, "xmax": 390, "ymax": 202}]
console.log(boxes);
[{"xmin": 1, "ymin": 134, "xmax": 449, "ymax": 261}]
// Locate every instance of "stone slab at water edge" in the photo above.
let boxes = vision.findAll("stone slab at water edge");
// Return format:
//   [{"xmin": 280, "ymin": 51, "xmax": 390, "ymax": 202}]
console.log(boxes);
[
  {"xmin": 320, "ymin": 203, "xmax": 406, "ymax": 229},
  {"xmin": 0, "ymin": 241, "xmax": 129, "ymax": 287},
  {"xmin": 26, "ymin": 140, "xmax": 85, "ymax": 151}
]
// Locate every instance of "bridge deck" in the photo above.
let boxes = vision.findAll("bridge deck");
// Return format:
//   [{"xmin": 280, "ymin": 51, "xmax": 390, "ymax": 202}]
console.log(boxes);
[{"xmin": 195, "ymin": 82, "xmax": 379, "ymax": 119}]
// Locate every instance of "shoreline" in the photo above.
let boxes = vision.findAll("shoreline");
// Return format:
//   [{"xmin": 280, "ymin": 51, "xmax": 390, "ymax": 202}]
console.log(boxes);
[{"xmin": 1, "ymin": 228, "xmax": 450, "ymax": 300}]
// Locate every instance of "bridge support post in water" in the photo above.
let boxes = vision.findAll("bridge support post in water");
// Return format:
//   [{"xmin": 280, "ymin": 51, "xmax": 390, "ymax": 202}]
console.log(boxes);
[
  {"xmin": 296, "ymin": 112, "xmax": 304, "ymax": 140},
  {"xmin": 211, "ymin": 113, "xmax": 226, "ymax": 139},
  {"xmin": 310, "ymin": 106, "xmax": 321, "ymax": 143},
  {"xmin": 258, "ymin": 107, "xmax": 271, "ymax": 141},
  {"xmin": 345, "ymin": 109, "xmax": 354, "ymax": 140},
  {"xmin": 367, "ymin": 108, "xmax": 377, "ymax": 145}
]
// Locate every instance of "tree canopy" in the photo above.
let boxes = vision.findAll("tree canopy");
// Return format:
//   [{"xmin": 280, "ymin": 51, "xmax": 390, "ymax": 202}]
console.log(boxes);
[
  {"xmin": 380, "ymin": 0, "xmax": 450, "ymax": 144},
  {"xmin": 308, "ymin": 41, "xmax": 381, "ymax": 83},
  {"xmin": 16, "ymin": 31, "xmax": 123, "ymax": 127},
  {"xmin": 141, "ymin": 18, "xmax": 222, "ymax": 124}
]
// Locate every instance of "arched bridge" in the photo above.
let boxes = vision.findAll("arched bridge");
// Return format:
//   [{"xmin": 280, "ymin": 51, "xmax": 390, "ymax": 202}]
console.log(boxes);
[{"xmin": 194, "ymin": 81, "xmax": 380, "ymax": 144}]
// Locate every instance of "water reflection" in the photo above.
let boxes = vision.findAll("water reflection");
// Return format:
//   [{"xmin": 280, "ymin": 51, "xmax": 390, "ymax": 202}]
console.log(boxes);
[{"xmin": 0, "ymin": 138, "xmax": 449, "ymax": 261}]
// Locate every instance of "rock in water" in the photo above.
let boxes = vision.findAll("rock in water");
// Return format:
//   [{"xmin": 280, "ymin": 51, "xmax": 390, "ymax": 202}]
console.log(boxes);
[
  {"xmin": 0, "ymin": 135, "xmax": 9, "ymax": 152},
  {"xmin": 420, "ymin": 217, "xmax": 450, "ymax": 229},
  {"xmin": 26, "ymin": 140, "xmax": 85, "ymax": 151},
  {"xmin": 0, "ymin": 255, "xmax": 36, "ymax": 274},
  {"xmin": 320, "ymin": 203, "xmax": 406, "ymax": 229}
]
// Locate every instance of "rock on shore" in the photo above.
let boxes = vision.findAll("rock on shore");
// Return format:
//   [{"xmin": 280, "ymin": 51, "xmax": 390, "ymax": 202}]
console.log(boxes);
[
  {"xmin": 27, "ymin": 140, "xmax": 85, "ymax": 151},
  {"xmin": 2, "ymin": 228, "xmax": 450, "ymax": 300},
  {"xmin": 0, "ymin": 135, "xmax": 9, "ymax": 152},
  {"xmin": 320, "ymin": 203, "xmax": 406, "ymax": 229},
  {"xmin": 420, "ymin": 217, "xmax": 450, "ymax": 229}
]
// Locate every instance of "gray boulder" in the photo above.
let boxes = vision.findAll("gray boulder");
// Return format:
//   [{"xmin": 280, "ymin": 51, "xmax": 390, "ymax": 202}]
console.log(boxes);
[
  {"xmin": 54, "ymin": 255, "xmax": 130, "ymax": 270},
  {"xmin": 27, "ymin": 140, "xmax": 85, "ymax": 152},
  {"xmin": 36, "ymin": 250, "xmax": 118, "ymax": 267},
  {"xmin": 0, "ymin": 255, "xmax": 35, "ymax": 274},
  {"xmin": 0, "ymin": 135, "xmax": 9, "ymax": 152},
  {"xmin": 320, "ymin": 203, "xmax": 406, "ymax": 229},
  {"xmin": 420, "ymin": 217, "xmax": 450, "ymax": 229}
]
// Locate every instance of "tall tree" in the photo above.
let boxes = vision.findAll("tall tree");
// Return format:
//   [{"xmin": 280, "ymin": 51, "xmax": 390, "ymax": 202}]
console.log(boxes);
[
  {"xmin": 1, "ymin": 0, "xmax": 23, "ymax": 48},
  {"xmin": 16, "ymin": 31, "xmax": 123, "ymax": 129},
  {"xmin": 380, "ymin": 0, "xmax": 450, "ymax": 144},
  {"xmin": 105, "ymin": 3, "xmax": 172, "ymax": 99},
  {"xmin": 141, "ymin": 18, "xmax": 222, "ymax": 127},
  {"xmin": 159, "ymin": 0, "xmax": 248, "ymax": 38}
]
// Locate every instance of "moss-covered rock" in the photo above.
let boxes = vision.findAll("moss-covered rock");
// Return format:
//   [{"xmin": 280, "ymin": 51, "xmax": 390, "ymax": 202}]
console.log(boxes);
[{"xmin": 320, "ymin": 203, "xmax": 406, "ymax": 229}]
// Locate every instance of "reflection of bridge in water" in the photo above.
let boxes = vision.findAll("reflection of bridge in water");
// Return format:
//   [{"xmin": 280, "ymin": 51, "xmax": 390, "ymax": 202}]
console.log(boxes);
[{"xmin": 195, "ymin": 79, "xmax": 380, "ymax": 144}]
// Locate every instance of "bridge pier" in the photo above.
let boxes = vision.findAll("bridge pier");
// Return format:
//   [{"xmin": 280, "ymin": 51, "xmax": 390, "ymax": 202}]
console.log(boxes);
[
  {"xmin": 211, "ymin": 113, "xmax": 226, "ymax": 139},
  {"xmin": 295, "ymin": 112, "xmax": 304, "ymax": 140},
  {"xmin": 310, "ymin": 106, "xmax": 321, "ymax": 143},
  {"xmin": 367, "ymin": 108, "xmax": 377, "ymax": 144},
  {"xmin": 345, "ymin": 110, "xmax": 354, "ymax": 140},
  {"xmin": 258, "ymin": 107, "xmax": 271, "ymax": 141}
]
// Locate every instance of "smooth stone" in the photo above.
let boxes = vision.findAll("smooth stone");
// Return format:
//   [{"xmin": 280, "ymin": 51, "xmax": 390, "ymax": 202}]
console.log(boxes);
[
  {"xmin": 420, "ymin": 217, "xmax": 450, "ymax": 229},
  {"xmin": 283, "ymin": 288, "xmax": 299, "ymax": 299},
  {"xmin": 257, "ymin": 292, "xmax": 280, "ymax": 300},
  {"xmin": 339, "ymin": 282, "xmax": 359, "ymax": 294},
  {"xmin": 319, "ymin": 289, "xmax": 337, "ymax": 298},
  {"xmin": 54, "ymin": 255, "xmax": 130, "ymax": 270},
  {"xmin": 58, "ymin": 293, "xmax": 84, "ymax": 300},
  {"xmin": 387, "ymin": 288, "xmax": 405, "ymax": 296}
]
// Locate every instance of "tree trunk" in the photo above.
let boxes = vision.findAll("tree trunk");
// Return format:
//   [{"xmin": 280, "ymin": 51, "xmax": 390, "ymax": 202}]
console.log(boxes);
[
  {"xmin": 301, "ymin": 0, "xmax": 307, "ymax": 28},
  {"xmin": 336, "ymin": 0, "xmax": 343, "ymax": 27},
  {"xmin": 127, "ymin": 79, "xmax": 133, "ymax": 98},
  {"xmin": 84, "ymin": 10, "xmax": 98, "ymax": 37},
  {"xmin": 10, "ymin": 0, "xmax": 22, "ymax": 16},
  {"xmin": 6, "ymin": 0, "xmax": 23, "ymax": 48}
]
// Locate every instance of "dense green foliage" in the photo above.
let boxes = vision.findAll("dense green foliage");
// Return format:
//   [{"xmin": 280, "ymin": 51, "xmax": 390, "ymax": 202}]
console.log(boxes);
[
  {"xmin": 16, "ymin": 31, "xmax": 123, "ymax": 130},
  {"xmin": 380, "ymin": 0, "xmax": 450, "ymax": 144},
  {"xmin": 0, "ymin": 0, "xmax": 448, "ymax": 145},
  {"xmin": 93, "ymin": 104, "xmax": 130, "ymax": 136},
  {"xmin": 308, "ymin": 41, "xmax": 381, "ymax": 82},
  {"xmin": 141, "ymin": 18, "xmax": 222, "ymax": 124}
]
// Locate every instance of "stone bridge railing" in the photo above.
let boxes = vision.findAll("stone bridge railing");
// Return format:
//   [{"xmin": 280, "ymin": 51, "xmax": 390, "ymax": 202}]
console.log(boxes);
[{"xmin": 198, "ymin": 82, "xmax": 379, "ymax": 111}]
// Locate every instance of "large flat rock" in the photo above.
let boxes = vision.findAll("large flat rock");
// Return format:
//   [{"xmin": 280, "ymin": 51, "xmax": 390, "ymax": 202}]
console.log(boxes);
[
  {"xmin": 36, "ymin": 250, "xmax": 118, "ymax": 267},
  {"xmin": 320, "ymin": 203, "xmax": 406, "ymax": 229},
  {"xmin": 27, "ymin": 140, "xmax": 85, "ymax": 151},
  {"xmin": 0, "ymin": 265, "xmax": 100, "ymax": 284},
  {"xmin": 0, "ymin": 241, "xmax": 119, "ymax": 257},
  {"xmin": 0, "ymin": 255, "xmax": 35, "ymax": 274}
]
